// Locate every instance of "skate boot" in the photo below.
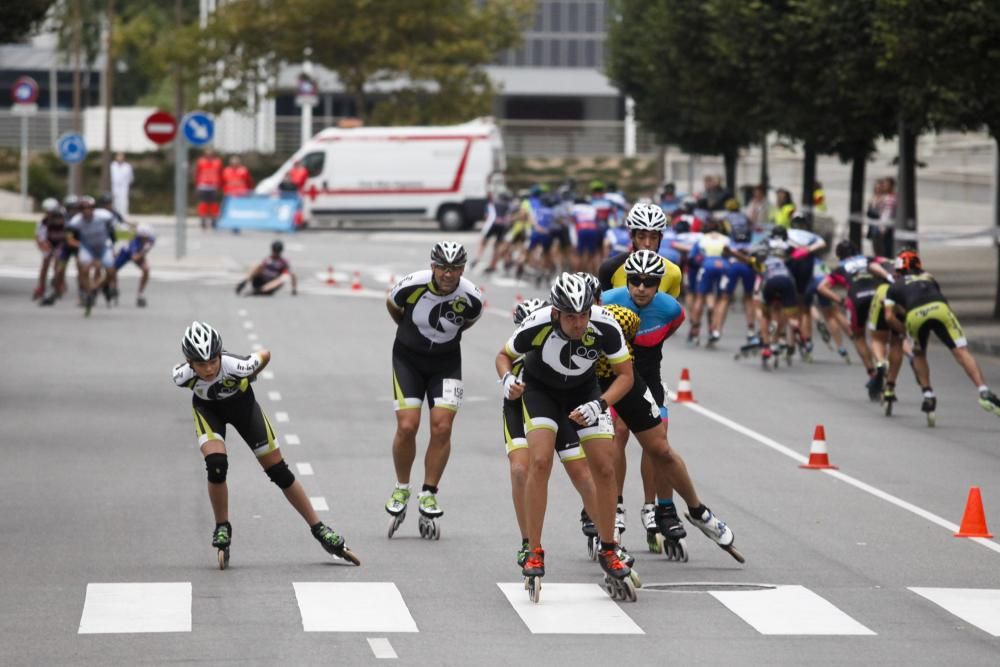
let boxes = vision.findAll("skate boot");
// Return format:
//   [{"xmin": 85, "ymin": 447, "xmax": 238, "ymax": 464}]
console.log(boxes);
[
  {"xmin": 32, "ymin": 286, "xmax": 44, "ymax": 301},
  {"xmin": 581, "ymin": 509, "xmax": 599, "ymax": 560},
  {"xmin": 312, "ymin": 522, "xmax": 360, "ymax": 565},
  {"xmin": 212, "ymin": 521, "xmax": 232, "ymax": 570},
  {"xmin": 838, "ymin": 347, "xmax": 851, "ymax": 364},
  {"xmin": 641, "ymin": 504, "xmax": 661, "ymax": 553},
  {"xmin": 978, "ymin": 390, "xmax": 1000, "ymax": 418},
  {"xmin": 110, "ymin": 286, "xmax": 119, "ymax": 306},
  {"xmin": 614, "ymin": 503, "xmax": 627, "ymax": 542},
  {"xmin": 882, "ymin": 384, "xmax": 897, "ymax": 417},
  {"xmin": 84, "ymin": 291, "xmax": 95, "ymax": 317},
  {"xmin": 522, "ymin": 547, "xmax": 544, "ymax": 603},
  {"xmin": 598, "ymin": 547, "xmax": 637, "ymax": 602},
  {"xmin": 816, "ymin": 319, "xmax": 832, "ymax": 346},
  {"xmin": 687, "ymin": 330, "xmax": 700, "ymax": 347},
  {"xmin": 921, "ymin": 393, "xmax": 937, "ymax": 427},
  {"xmin": 707, "ymin": 330, "xmax": 721, "ymax": 347},
  {"xmin": 385, "ymin": 486, "xmax": 410, "ymax": 538},
  {"xmin": 417, "ymin": 492, "xmax": 443, "ymax": 540},
  {"xmin": 800, "ymin": 339, "xmax": 814, "ymax": 363},
  {"xmin": 102, "ymin": 284, "xmax": 112, "ymax": 307},
  {"xmin": 870, "ymin": 363, "xmax": 887, "ymax": 401},
  {"xmin": 40, "ymin": 292, "xmax": 57, "ymax": 306},
  {"xmin": 865, "ymin": 372, "xmax": 880, "ymax": 402},
  {"xmin": 516, "ymin": 540, "xmax": 530, "ymax": 567},
  {"xmin": 235, "ymin": 280, "xmax": 248, "ymax": 295},
  {"xmin": 136, "ymin": 295, "xmax": 147, "ymax": 308},
  {"xmin": 685, "ymin": 506, "xmax": 745, "ymax": 563},
  {"xmin": 655, "ymin": 503, "xmax": 689, "ymax": 562},
  {"xmin": 760, "ymin": 345, "xmax": 773, "ymax": 368}
]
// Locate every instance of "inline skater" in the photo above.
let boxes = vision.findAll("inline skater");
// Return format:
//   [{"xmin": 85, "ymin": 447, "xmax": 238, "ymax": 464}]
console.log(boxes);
[
  {"xmin": 785, "ymin": 218, "xmax": 828, "ymax": 360},
  {"xmin": 806, "ymin": 259, "xmax": 852, "ymax": 362},
  {"xmin": 716, "ymin": 198, "xmax": 757, "ymax": 344},
  {"xmin": 496, "ymin": 273, "xmax": 636, "ymax": 602},
  {"xmin": 525, "ymin": 187, "xmax": 556, "ymax": 286},
  {"xmin": 598, "ymin": 203, "xmax": 682, "ymax": 298},
  {"xmin": 867, "ymin": 269, "xmax": 908, "ymax": 414},
  {"xmin": 46, "ymin": 194, "xmax": 84, "ymax": 306},
  {"xmin": 236, "ymin": 240, "xmax": 298, "ymax": 296},
  {"xmin": 113, "ymin": 223, "xmax": 156, "ymax": 307},
  {"xmin": 34, "ymin": 198, "xmax": 64, "ymax": 301},
  {"xmin": 882, "ymin": 250, "xmax": 1000, "ymax": 422},
  {"xmin": 67, "ymin": 195, "xmax": 118, "ymax": 317},
  {"xmin": 470, "ymin": 191, "xmax": 513, "ymax": 274},
  {"xmin": 385, "ymin": 242, "xmax": 484, "ymax": 539},
  {"xmin": 504, "ymin": 298, "xmax": 601, "ymax": 566},
  {"xmin": 572, "ymin": 194, "xmax": 604, "ymax": 274},
  {"xmin": 682, "ymin": 218, "xmax": 731, "ymax": 346},
  {"xmin": 602, "ymin": 250, "xmax": 743, "ymax": 562},
  {"xmin": 728, "ymin": 238, "xmax": 797, "ymax": 366},
  {"xmin": 172, "ymin": 322, "xmax": 358, "ymax": 568}
]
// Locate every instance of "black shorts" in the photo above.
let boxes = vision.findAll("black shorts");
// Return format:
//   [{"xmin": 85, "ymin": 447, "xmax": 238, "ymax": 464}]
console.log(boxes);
[
  {"xmin": 392, "ymin": 340, "xmax": 463, "ymax": 411},
  {"xmin": 599, "ymin": 372, "xmax": 661, "ymax": 434},
  {"xmin": 192, "ymin": 389, "xmax": 278, "ymax": 458},
  {"xmin": 482, "ymin": 220, "xmax": 509, "ymax": 242},
  {"xmin": 761, "ymin": 275, "xmax": 797, "ymax": 308},
  {"xmin": 520, "ymin": 376, "xmax": 613, "ymax": 443},
  {"xmin": 251, "ymin": 273, "xmax": 285, "ymax": 294},
  {"xmin": 551, "ymin": 226, "xmax": 572, "ymax": 250},
  {"xmin": 502, "ymin": 398, "xmax": 584, "ymax": 462},
  {"xmin": 787, "ymin": 256, "xmax": 814, "ymax": 298}
]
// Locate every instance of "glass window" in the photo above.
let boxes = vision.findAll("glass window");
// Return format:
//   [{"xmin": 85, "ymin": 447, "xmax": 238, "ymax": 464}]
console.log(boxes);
[
  {"xmin": 568, "ymin": 2, "xmax": 579, "ymax": 31},
  {"xmin": 598, "ymin": 40, "xmax": 607, "ymax": 68},
  {"xmin": 514, "ymin": 45, "xmax": 527, "ymax": 66},
  {"xmin": 585, "ymin": 2, "xmax": 597, "ymax": 32},
  {"xmin": 550, "ymin": 2, "xmax": 562, "ymax": 32},
  {"xmin": 533, "ymin": 2, "xmax": 545, "ymax": 31},
  {"xmin": 532, "ymin": 39, "xmax": 545, "ymax": 66},
  {"xmin": 595, "ymin": 1, "xmax": 606, "ymax": 32},
  {"xmin": 550, "ymin": 40, "xmax": 562, "ymax": 67},
  {"xmin": 301, "ymin": 151, "xmax": 324, "ymax": 178},
  {"xmin": 584, "ymin": 39, "xmax": 596, "ymax": 67},
  {"xmin": 567, "ymin": 39, "xmax": 579, "ymax": 67}
]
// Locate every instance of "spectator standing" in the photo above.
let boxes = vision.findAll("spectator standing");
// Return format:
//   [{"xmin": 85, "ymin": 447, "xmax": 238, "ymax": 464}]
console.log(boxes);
[
  {"xmin": 745, "ymin": 184, "xmax": 769, "ymax": 229},
  {"xmin": 195, "ymin": 148, "xmax": 224, "ymax": 229},
  {"xmin": 222, "ymin": 156, "xmax": 254, "ymax": 198},
  {"xmin": 110, "ymin": 153, "xmax": 134, "ymax": 218},
  {"xmin": 771, "ymin": 188, "xmax": 795, "ymax": 229},
  {"xmin": 701, "ymin": 174, "xmax": 732, "ymax": 212}
]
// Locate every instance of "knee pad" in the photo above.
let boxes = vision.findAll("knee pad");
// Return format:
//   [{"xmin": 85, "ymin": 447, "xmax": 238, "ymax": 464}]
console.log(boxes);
[
  {"xmin": 205, "ymin": 453, "xmax": 228, "ymax": 484},
  {"xmin": 265, "ymin": 460, "xmax": 295, "ymax": 490}
]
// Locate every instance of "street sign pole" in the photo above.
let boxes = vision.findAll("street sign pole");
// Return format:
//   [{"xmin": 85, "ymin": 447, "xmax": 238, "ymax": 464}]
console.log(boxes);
[
  {"xmin": 20, "ymin": 113, "xmax": 28, "ymax": 211},
  {"xmin": 12, "ymin": 76, "xmax": 39, "ymax": 212},
  {"xmin": 175, "ymin": 129, "xmax": 186, "ymax": 260}
]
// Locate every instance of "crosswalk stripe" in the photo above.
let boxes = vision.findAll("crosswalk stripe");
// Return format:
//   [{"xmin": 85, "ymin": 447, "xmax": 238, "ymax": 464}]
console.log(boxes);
[
  {"xmin": 283, "ymin": 434, "xmax": 301, "ymax": 445},
  {"xmin": 79, "ymin": 583, "xmax": 191, "ymax": 634},
  {"xmin": 709, "ymin": 585, "xmax": 875, "ymax": 635},
  {"xmin": 497, "ymin": 583, "xmax": 643, "ymax": 634},
  {"xmin": 367, "ymin": 637, "xmax": 398, "ymax": 659},
  {"xmin": 293, "ymin": 583, "xmax": 418, "ymax": 632},
  {"xmin": 268, "ymin": 391, "xmax": 282, "ymax": 401},
  {"xmin": 910, "ymin": 587, "xmax": 1000, "ymax": 636}
]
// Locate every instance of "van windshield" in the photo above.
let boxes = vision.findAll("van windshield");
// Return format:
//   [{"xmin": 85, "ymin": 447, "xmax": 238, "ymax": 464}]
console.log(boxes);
[{"xmin": 302, "ymin": 152, "xmax": 325, "ymax": 177}]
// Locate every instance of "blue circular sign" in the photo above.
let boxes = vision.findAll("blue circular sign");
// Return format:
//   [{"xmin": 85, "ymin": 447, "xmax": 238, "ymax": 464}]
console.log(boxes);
[
  {"xmin": 57, "ymin": 132, "xmax": 87, "ymax": 164},
  {"xmin": 182, "ymin": 111, "xmax": 214, "ymax": 146}
]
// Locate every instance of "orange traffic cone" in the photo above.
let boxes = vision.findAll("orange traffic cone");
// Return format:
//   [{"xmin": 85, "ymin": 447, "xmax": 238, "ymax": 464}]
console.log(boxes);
[
  {"xmin": 675, "ymin": 368, "xmax": 695, "ymax": 402},
  {"xmin": 955, "ymin": 486, "xmax": 993, "ymax": 538},
  {"xmin": 350, "ymin": 271, "xmax": 362, "ymax": 291},
  {"xmin": 325, "ymin": 266, "xmax": 337, "ymax": 286},
  {"xmin": 799, "ymin": 425, "xmax": 838, "ymax": 469}
]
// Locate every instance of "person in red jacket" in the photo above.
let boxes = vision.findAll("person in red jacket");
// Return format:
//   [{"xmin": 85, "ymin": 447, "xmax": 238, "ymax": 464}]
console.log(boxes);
[
  {"xmin": 194, "ymin": 148, "xmax": 224, "ymax": 230},
  {"xmin": 222, "ymin": 156, "xmax": 254, "ymax": 197},
  {"xmin": 288, "ymin": 160, "xmax": 309, "ymax": 192}
]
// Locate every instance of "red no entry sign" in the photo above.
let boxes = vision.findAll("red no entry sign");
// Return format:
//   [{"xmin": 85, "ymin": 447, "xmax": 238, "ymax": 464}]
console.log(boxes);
[{"xmin": 144, "ymin": 110, "xmax": 178, "ymax": 145}]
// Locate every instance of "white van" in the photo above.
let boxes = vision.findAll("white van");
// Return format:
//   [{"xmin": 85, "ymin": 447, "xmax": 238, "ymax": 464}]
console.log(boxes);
[{"xmin": 255, "ymin": 118, "xmax": 506, "ymax": 230}]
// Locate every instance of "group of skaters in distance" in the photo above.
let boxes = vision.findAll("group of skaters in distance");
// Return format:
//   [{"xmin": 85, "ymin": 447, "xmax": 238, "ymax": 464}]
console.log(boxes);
[{"xmin": 33, "ymin": 193, "xmax": 155, "ymax": 316}]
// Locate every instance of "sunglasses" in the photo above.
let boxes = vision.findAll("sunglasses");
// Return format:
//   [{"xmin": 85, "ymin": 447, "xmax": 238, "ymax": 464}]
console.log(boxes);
[
  {"xmin": 627, "ymin": 275, "xmax": 659, "ymax": 288},
  {"xmin": 433, "ymin": 263, "xmax": 464, "ymax": 273}
]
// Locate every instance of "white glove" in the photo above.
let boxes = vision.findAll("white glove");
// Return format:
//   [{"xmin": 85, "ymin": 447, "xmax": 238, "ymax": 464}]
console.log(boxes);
[
  {"xmin": 574, "ymin": 399, "xmax": 604, "ymax": 426},
  {"xmin": 501, "ymin": 372, "xmax": 522, "ymax": 399}
]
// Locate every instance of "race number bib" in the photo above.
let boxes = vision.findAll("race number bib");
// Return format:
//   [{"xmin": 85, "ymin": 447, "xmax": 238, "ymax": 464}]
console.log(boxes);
[{"xmin": 440, "ymin": 378, "xmax": 464, "ymax": 408}]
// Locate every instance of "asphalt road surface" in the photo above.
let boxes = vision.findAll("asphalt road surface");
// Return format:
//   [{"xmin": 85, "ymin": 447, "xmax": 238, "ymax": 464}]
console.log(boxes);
[{"xmin": 2, "ymin": 226, "xmax": 999, "ymax": 665}]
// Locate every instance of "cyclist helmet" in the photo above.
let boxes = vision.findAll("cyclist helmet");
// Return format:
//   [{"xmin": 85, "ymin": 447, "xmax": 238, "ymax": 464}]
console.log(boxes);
[
  {"xmin": 97, "ymin": 192, "xmax": 113, "ymax": 207},
  {"xmin": 63, "ymin": 194, "xmax": 80, "ymax": 209},
  {"xmin": 271, "ymin": 240, "xmax": 284, "ymax": 254},
  {"xmin": 576, "ymin": 271, "xmax": 601, "ymax": 296},
  {"xmin": 42, "ymin": 197, "xmax": 60, "ymax": 213},
  {"xmin": 589, "ymin": 179, "xmax": 606, "ymax": 192},
  {"xmin": 681, "ymin": 196, "xmax": 697, "ymax": 213},
  {"xmin": 512, "ymin": 297, "xmax": 549, "ymax": 325},
  {"xmin": 673, "ymin": 218, "xmax": 691, "ymax": 234},
  {"xmin": 625, "ymin": 202, "xmax": 667, "ymax": 232},
  {"xmin": 770, "ymin": 225, "xmax": 789, "ymax": 241},
  {"xmin": 549, "ymin": 272, "xmax": 593, "ymax": 313},
  {"xmin": 79, "ymin": 195, "xmax": 96, "ymax": 208},
  {"xmin": 835, "ymin": 239, "xmax": 857, "ymax": 260},
  {"xmin": 430, "ymin": 241, "xmax": 467, "ymax": 267},
  {"xmin": 623, "ymin": 249, "xmax": 665, "ymax": 277},
  {"xmin": 768, "ymin": 238, "xmax": 789, "ymax": 258},
  {"xmin": 182, "ymin": 321, "xmax": 222, "ymax": 361},
  {"xmin": 895, "ymin": 249, "xmax": 922, "ymax": 273},
  {"xmin": 136, "ymin": 223, "xmax": 154, "ymax": 238},
  {"xmin": 724, "ymin": 197, "xmax": 741, "ymax": 212}
]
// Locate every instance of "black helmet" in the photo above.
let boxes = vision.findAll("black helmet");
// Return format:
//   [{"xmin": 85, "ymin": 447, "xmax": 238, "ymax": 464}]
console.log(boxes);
[
  {"xmin": 97, "ymin": 193, "xmax": 113, "ymax": 207},
  {"xmin": 835, "ymin": 239, "xmax": 857, "ymax": 260},
  {"xmin": 770, "ymin": 225, "xmax": 789, "ymax": 241},
  {"xmin": 271, "ymin": 240, "xmax": 284, "ymax": 254},
  {"xmin": 182, "ymin": 321, "xmax": 222, "ymax": 361}
]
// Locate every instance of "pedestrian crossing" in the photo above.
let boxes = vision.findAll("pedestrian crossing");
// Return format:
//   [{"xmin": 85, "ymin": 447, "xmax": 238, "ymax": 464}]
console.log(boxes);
[{"xmin": 77, "ymin": 582, "xmax": 1000, "ymax": 637}]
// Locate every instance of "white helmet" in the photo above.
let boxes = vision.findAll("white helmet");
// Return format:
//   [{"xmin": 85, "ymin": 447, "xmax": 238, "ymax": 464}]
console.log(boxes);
[
  {"xmin": 575, "ymin": 272, "xmax": 601, "ymax": 296},
  {"xmin": 623, "ymin": 249, "xmax": 665, "ymax": 277},
  {"xmin": 42, "ymin": 197, "xmax": 60, "ymax": 213},
  {"xmin": 549, "ymin": 272, "xmax": 594, "ymax": 313},
  {"xmin": 182, "ymin": 321, "xmax": 222, "ymax": 361},
  {"xmin": 430, "ymin": 241, "xmax": 467, "ymax": 266},
  {"xmin": 625, "ymin": 202, "xmax": 667, "ymax": 232},
  {"xmin": 136, "ymin": 223, "xmax": 155, "ymax": 238},
  {"xmin": 512, "ymin": 298, "xmax": 548, "ymax": 325}
]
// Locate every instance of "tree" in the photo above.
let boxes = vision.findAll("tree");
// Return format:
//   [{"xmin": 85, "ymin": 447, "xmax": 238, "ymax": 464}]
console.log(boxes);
[{"xmin": 0, "ymin": 1, "xmax": 56, "ymax": 43}]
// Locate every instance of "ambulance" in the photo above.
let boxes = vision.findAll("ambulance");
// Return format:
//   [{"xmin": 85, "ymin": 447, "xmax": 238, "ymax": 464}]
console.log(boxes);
[{"xmin": 255, "ymin": 118, "xmax": 506, "ymax": 230}]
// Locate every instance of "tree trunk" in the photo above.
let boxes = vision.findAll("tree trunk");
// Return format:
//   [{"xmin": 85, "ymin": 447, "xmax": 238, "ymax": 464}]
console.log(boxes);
[
  {"xmin": 801, "ymin": 141, "xmax": 816, "ymax": 224},
  {"xmin": 896, "ymin": 118, "xmax": 918, "ymax": 253},
  {"xmin": 994, "ymin": 135, "xmax": 999, "ymax": 319},
  {"xmin": 759, "ymin": 133, "xmax": 769, "ymax": 191},
  {"xmin": 71, "ymin": 0, "xmax": 82, "ymax": 195},
  {"xmin": 848, "ymin": 145, "xmax": 866, "ymax": 249},
  {"xmin": 100, "ymin": 0, "xmax": 114, "ymax": 194},
  {"xmin": 723, "ymin": 145, "xmax": 737, "ymax": 197}
]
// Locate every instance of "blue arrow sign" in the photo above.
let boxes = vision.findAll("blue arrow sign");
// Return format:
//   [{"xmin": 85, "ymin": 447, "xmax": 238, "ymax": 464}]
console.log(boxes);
[
  {"xmin": 182, "ymin": 111, "xmax": 214, "ymax": 146},
  {"xmin": 57, "ymin": 132, "xmax": 87, "ymax": 164}
]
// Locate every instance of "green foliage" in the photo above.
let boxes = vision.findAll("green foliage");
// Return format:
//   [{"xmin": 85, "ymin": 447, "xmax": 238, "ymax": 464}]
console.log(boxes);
[{"xmin": 0, "ymin": 0, "xmax": 55, "ymax": 43}]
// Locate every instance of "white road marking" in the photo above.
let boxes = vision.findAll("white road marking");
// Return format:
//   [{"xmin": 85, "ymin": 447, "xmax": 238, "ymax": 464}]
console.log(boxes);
[
  {"xmin": 497, "ymin": 583, "xmax": 643, "ymax": 634},
  {"xmin": 284, "ymin": 434, "xmax": 301, "ymax": 445},
  {"xmin": 79, "ymin": 583, "xmax": 191, "ymax": 634},
  {"xmin": 309, "ymin": 497, "xmax": 329, "ymax": 511},
  {"xmin": 676, "ymin": 397, "xmax": 1000, "ymax": 556},
  {"xmin": 709, "ymin": 585, "xmax": 875, "ymax": 635},
  {"xmin": 251, "ymin": 343, "xmax": 263, "ymax": 351},
  {"xmin": 275, "ymin": 411, "xmax": 289, "ymax": 422},
  {"xmin": 293, "ymin": 583, "xmax": 418, "ymax": 632},
  {"xmin": 910, "ymin": 587, "xmax": 1000, "ymax": 636},
  {"xmin": 296, "ymin": 462, "xmax": 314, "ymax": 476},
  {"xmin": 367, "ymin": 638, "xmax": 398, "ymax": 659},
  {"xmin": 247, "ymin": 333, "xmax": 258, "ymax": 341},
  {"xmin": 267, "ymin": 391, "xmax": 282, "ymax": 401},
  {"xmin": 243, "ymin": 321, "xmax": 254, "ymax": 329},
  {"xmin": 238, "ymin": 309, "xmax": 247, "ymax": 316},
  {"xmin": 261, "ymin": 370, "xmax": 274, "ymax": 380}
]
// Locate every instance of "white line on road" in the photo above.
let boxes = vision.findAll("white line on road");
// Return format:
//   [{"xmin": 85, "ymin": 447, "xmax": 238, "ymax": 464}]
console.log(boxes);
[
  {"xmin": 709, "ymin": 585, "xmax": 875, "ymax": 635},
  {"xmin": 79, "ymin": 583, "xmax": 191, "ymax": 634},
  {"xmin": 367, "ymin": 638, "xmax": 398, "ymax": 659},
  {"xmin": 261, "ymin": 370, "xmax": 274, "ymax": 380},
  {"xmin": 296, "ymin": 462, "xmax": 314, "ymax": 476},
  {"xmin": 251, "ymin": 343, "xmax": 263, "ymax": 351},
  {"xmin": 267, "ymin": 391, "xmax": 282, "ymax": 401},
  {"xmin": 675, "ymin": 397, "xmax": 1000, "ymax": 555},
  {"xmin": 293, "ymin": 583, "xmax": 418, "ymax": 632},
  {"xmin": 497, "ymin": 583, "xmax": 643, "ymax": 634},
  {"xmin": 247, "ymin": 333, "xmax": 258, "ymax": 341},
  {"xmin": 910, "ymin": 587, "xmax": 1000, "ymax": 636},
  {"xmin": 284, "ymin": 434, "xmax": 301, "ymax": 445},
  {"xmin": 309, "ymin": 497, "xmax": 329, "ymax": 511},
  {"xmin": 238, "ymin": 309, "xmax": 247, "ymax": 317},
  {"xmin": 243, "ymin": 321, "xmax": 254, "ymax": 329},
  {"xmin": 275, "ymin": 411, "xmax": 289, "ymax": 423}
]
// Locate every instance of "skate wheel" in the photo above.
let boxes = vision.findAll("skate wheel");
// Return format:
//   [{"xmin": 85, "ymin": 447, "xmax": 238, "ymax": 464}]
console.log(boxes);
[
  {"xmin": 927, "ymin": 414, "xmax": 936, "ymax": 427},
  {"xmin": 724, "ymin": 544, "xmax": 746, "ymax": 564},
  {"xmin": 678, "ymin": 538, "xmax": 689, "ymax": 563},
  {"xmin": 622, "ymin": 577, "xmax": 637, "ymax": 602},
  {"xmin": 387, "ymin": 515, "xmax": 400, "ymax": 539},
  {"xmin": 338, "ymin": 548, "xmax": 361, "ymax": 566},
  {"xmin": 650, "ymin": 533, "xmax": 664, "ymax": 554},
  {"xmin": 218, "ymin": 548, "xmax": 228, "ymax": 570},
  {"xmin": 629, "ymin": 570, "xmax": 642, "ymax": 589},
  {"xmin": 885, "ymin": 403, "xmax": 893, "ymax": 417},
  {"xmin": 418, "ymin": 520, "xmax": 427, "ymax": 539},
  {"xmin": 528, "ymin": 577, "xmax": 541, "ymax": 603},
  {"xmin": 604, "ymin": 578, "xmax": 617, "ymax": 599},
  {"xmin": 432, "ymin": 521, "xmax": 440, "ymax": 541}
]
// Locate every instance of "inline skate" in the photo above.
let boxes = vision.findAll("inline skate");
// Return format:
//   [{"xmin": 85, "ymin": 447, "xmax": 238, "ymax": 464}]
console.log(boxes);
[
  {"xmin": 312, "ymin": 522, "xmax": 360, "ymax": 565},
  {"xmin": 212, "ymin": 521, "xmax": 232, "ymax": 570},
  {"xmin": 685, "ymin": 507, "xmax": 744, "ymax": 564},
  {"xmin": 417, "ymin": 492, "xmax": 442, "ymax": 540},
  {"xmin": 385, "ymin": 487, "xmax": 410, "ymax": 538}
]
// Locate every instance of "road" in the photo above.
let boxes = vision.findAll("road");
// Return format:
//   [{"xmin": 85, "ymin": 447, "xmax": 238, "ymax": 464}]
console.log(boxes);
[{"xmin": 2, "ymin": 226, "xmax": 999, "ymax": 665}]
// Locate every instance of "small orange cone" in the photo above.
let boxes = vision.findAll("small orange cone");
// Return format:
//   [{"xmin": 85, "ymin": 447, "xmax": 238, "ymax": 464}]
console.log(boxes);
[
  {"xmin": 800, "ymin": 425, "xmax": 838, "ymax": 469},
  {"xmin": 675, "ymin": 368, "xmax": 695, "ymax": 402},
  {"xmin": 955, "ymin": 487, "xmax": 993, "ymax": 538},
  {"xmin": 350, "ymin": 271, "xmax": 362, "ymax": 291},
  {"xmin": 325, "ymin": 266, "xmax": 337, "ymax": 286}
]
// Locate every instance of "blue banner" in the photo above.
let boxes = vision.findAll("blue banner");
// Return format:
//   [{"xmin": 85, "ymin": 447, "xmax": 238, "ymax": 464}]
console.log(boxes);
[{"xmin": 217, "ymin": 195, "xmax": 301, "ymax": 232}]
